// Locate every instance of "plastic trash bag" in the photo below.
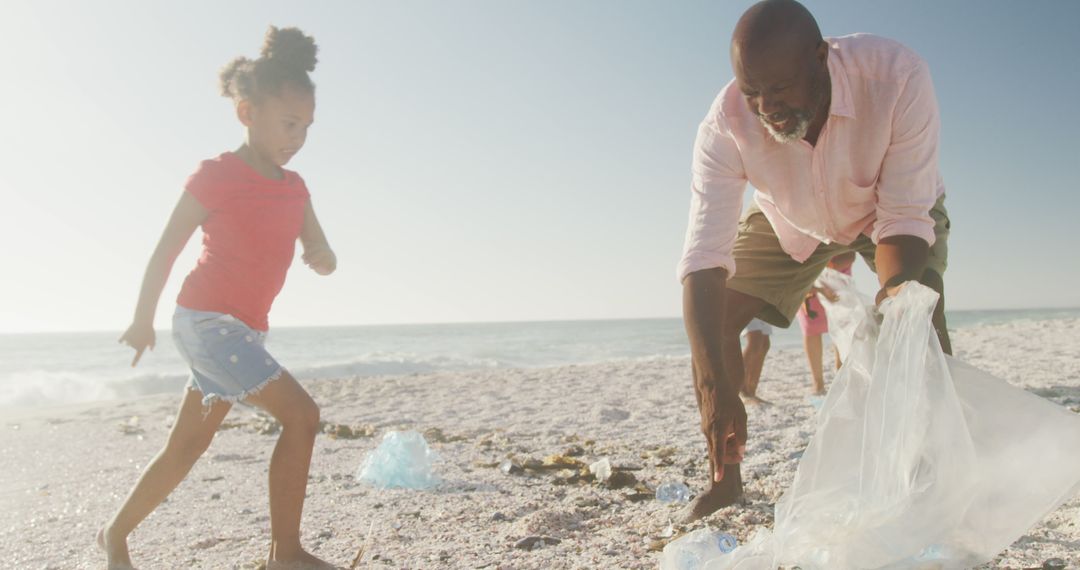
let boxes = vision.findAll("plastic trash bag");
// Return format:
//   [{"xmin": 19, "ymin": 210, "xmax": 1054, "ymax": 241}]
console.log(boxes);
[
  {"xmin": 357, "ymin": 430, "xmax": 441, "ymax": 489},
  {"xmin": 701, "ymin": 277, "xmax": 1080, "ymax": 570}
]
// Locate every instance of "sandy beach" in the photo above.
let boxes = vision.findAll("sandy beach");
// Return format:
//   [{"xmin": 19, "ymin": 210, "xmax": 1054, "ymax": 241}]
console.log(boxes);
[{"xmin": 2, "ymin": 316, "xmax": 1078, "ymax": 570}]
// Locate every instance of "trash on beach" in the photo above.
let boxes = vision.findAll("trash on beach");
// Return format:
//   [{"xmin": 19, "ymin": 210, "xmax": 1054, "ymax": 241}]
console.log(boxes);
[
  {"xmin": 118, "ymin": 415, "xmax": 144, "ymax": 436},
  {"xmin": 513, "ymin": 535, "xmax": 561, "ymax": 550},
  {"xmin": 357, "ymin": 430, "xmax": 440, "ymax": 490},
  {"xmin": 323, "ymin": 422, "xmax": 376, "ymax": 439},
  {"xmin": 604, "ymin": 470, "xmax": 637, "ymax": 489},
  {"xmin": 655, "ymin": 481, "xmax": 692, "ymax": 503},
  {"xmin": 498, "ymin": 459, "xmax": 523, "ymax": 475},
  {"xmin": 658, "ymin": 527, "xmax": 738, "ymax": 570},
  {"xmin": 717, "ymin": 274, "xmax": 1080, "ymax": 569},
  {"xmin": 588, "ymin": 458, "xmax": 612, "ymax": 482},
  {"xmin": 541, "ymin": 453, "xmax": 586, "ymax": 469},
  {"xmin": 422, "ymin": 426, "xmax": 467, "ymax": 443}
]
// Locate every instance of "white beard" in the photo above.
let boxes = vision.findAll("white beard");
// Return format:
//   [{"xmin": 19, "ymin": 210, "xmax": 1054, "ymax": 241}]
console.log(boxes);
[{"xmin": 760, "ymin": 113, "xmax": 812, "ymax": 144}]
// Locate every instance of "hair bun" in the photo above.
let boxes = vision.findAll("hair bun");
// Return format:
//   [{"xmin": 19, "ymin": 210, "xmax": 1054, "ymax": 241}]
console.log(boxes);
[
  {"xmin": 218, "ymin": 56, "xmax": 253, "ymax": 98},
  {"xmin": 261, "ymin": 26, "xmax": 318, "ymax": 73}
]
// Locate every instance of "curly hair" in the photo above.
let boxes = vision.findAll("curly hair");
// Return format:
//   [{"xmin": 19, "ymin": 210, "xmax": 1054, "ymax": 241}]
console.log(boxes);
[{"xmin": 219, "ymin": 26, "xmax": 318, "ymax": 102}]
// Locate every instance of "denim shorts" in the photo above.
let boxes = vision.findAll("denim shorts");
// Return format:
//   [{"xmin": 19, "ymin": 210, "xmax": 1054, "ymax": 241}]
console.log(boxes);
[
  {"xmin": 742, "ymin": 318, "xmax": 773, "ymax": 336},
  {"xmin": 172, "ymin": 306, "xmax": 284, "ymax": 406}
]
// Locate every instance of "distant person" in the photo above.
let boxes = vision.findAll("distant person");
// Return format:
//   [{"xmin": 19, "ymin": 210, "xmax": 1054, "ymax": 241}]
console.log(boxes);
[
  {"xmin": 678, "ymin": 0, "xmax": 953, "ymax": 521},
  {"xmin": 740, "ymin": 319, "xmax": 772, "ymax": 405},
  {"xmin": 796, "ymin": 252, "xmax": 855, "ymax": 396},
  {"xmin": 102, "ymin": 28, "xmax": 338, "ymax": 570}
]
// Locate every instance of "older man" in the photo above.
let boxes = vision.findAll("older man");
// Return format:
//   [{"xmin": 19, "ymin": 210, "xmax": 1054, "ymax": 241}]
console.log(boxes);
[{"xmin": 679, "ymin": 0, "xmax": 952, "ymax": 521}]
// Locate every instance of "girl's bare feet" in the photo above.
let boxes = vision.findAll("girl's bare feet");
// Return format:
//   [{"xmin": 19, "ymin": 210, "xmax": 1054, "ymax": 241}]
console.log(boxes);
[
  {"xmin": 267, "ymin": 547, "xmax": 339, "ymax": 569},
  {"xmin": 96, "ymin": 526, "xmax": 135, "ymax": 570}
]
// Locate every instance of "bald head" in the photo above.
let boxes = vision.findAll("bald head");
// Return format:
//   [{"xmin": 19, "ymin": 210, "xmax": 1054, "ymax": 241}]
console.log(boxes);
[
  {"xmin": 730, "ymin": 0, "xmax": 830, "ymax": 143},
  {"xmin": 732, "ymin": 0, "xmax": 822, "ymax": 58}
]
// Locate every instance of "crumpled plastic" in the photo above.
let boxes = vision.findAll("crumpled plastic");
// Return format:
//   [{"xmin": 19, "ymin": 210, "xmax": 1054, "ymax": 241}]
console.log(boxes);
[
  {"xmin": 659, "ymin": 528, "xmax": 738, "ymax": 570},
  {"xmin": 357, "ymin": 430, "xmax": 441, "ymax": 490},
  {"xmin": 698, "ymin": 275, "xmax": 1080, "ymax": 570}
]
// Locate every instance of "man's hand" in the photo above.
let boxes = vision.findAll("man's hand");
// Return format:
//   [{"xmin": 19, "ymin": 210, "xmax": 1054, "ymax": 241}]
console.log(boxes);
[
  {"xmin": 702, "ymin": 395, "xmax": 748, "ymax": 481},
  {"xmin": 118, "ymin": 322, "xmax": 155, "ymax": 367},
  {"xmin": 874, "ymin": 282, "xmax": 907, "ymax": 305},
  {"xmin": 303, "ymin": 247, "xmax": 337, "ymax": 275}
]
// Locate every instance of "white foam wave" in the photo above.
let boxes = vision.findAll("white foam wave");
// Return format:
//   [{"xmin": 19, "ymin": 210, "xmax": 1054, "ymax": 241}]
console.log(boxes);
[{"xmin": 0, "ymin": 352, "xmax": 503, "ymax": 410}]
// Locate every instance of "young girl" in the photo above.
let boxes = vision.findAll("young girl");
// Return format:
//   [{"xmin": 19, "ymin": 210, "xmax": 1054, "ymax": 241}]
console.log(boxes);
[
  {"xmin": 797, "ymin": 252, "xmax": 856, "ymax": 396},
  {"xmin": 100, "ymin": 27, "xmax": 338, "ymax": 570}
]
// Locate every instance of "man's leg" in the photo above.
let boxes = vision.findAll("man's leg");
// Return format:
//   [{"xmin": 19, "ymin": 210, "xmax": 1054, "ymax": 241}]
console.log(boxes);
[{"xmin": 741, "ymin": 329, "xmax": 772, "ymax": 404}]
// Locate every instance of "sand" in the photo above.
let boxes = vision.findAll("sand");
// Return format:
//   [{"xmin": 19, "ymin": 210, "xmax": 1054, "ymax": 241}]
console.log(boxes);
[{"xmin": 2, "ymin": 317, "xmax": 1078, "ymax": 569}]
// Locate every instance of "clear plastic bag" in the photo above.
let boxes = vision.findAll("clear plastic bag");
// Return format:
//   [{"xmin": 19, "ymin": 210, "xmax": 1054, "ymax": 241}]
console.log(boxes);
[
  {"xmin": 705, "ymin": 276, "xmax": 1080, "ymax": 569},
  {"xmin": 357, "ymin": 430, "xmax": 441, "ymax": 489}
]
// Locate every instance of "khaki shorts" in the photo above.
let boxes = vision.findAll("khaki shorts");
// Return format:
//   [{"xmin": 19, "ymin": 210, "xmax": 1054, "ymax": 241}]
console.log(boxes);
[{"xmin": 726, "ymin": 195, "xmax": 950, "ymax": 328}]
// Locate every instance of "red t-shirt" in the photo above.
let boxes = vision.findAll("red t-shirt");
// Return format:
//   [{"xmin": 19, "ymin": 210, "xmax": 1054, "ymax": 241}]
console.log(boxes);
[{"xmin": 177, "ymin": 152, "xmax": 310, "ymax": 331}]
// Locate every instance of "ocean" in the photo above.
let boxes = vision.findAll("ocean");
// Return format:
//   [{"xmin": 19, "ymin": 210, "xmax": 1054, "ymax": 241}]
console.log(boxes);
[{"xmin": 2, "ymin": 308, "xmax": 1077, "ymax": 411}]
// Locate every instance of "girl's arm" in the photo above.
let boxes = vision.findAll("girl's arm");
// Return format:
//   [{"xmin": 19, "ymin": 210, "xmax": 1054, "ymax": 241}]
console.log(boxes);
[
  {"xmin": 299, "ymin": 200, "xmax": 336, "ymax": 275},
  {"xmin": 118, "ymin": 192, "xmax": 208, "ymax": 366}
]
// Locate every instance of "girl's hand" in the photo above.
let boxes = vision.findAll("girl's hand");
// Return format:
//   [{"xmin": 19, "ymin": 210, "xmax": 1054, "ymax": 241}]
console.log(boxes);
[
  {"xmin": 303, "ymin": 247, "xmax": 337, "ymax": 275},
  {"xmin": 819, "ymin": 284, "xmax": 839, "ymax": 303},
  {"xmin": 118, "ymin": 322, "xmax": 156, "ymax": 367}
]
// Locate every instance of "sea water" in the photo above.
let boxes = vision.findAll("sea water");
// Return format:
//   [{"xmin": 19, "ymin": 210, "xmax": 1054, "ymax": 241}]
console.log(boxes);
[{"xmin": 2, "ymin": 308, "xmax": 1075, "ymax": 411}]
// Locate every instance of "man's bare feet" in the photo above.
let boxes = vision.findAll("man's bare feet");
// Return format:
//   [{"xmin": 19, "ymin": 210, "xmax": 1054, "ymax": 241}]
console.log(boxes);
[
  {"xmin": 97, "ymin": 526, "xmax": 135, "ymax": 570},
  {"xmin": 679, "ymin": 464, "xmax": 744, "ymax": 523},
  {"xmin": 267, "ymin": 548, "xmax": 339, "ymax": 570}
]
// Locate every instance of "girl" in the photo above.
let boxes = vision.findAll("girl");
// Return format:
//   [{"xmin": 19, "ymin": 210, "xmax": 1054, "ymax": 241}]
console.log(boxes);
[
  {"xmin": 100, "ymin": 27, "xmax": 338, "ymax": 570},
  {"xmin": 797, "ymin": 252, "xmax": 856, "ymax": 396}
]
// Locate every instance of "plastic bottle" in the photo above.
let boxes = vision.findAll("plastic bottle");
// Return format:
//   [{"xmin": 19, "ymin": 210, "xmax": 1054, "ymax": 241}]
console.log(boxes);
[{"xmin": 655, "ymin": 481, "xmax": 692, "ymax": 503}]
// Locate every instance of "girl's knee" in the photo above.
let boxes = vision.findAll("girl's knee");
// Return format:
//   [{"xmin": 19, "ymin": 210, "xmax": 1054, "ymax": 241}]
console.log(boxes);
[
  {"xmin": 306, "ymin": 400, "xmax": 321, "ymax": 431},
  {"xmin": 282, "ymin": 397, "xmax": 320, "ymax": 435}
]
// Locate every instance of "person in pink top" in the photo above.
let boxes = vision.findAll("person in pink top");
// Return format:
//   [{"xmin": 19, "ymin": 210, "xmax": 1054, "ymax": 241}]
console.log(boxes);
[
  {"xmin": 796, "ymin": 252, "xmax": 855, "ymax": 396},
  {"xmin": 101, "ymin": 27, "xmax": 338, "ymax": 570},
  {"xmin": 679, "ymin": 0, "xmax": 952, "ymax": 521}
]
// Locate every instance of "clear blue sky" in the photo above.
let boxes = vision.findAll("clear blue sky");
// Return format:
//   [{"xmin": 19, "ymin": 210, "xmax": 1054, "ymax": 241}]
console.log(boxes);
[{"xmin": 2, "ymin": 0, "xmax": 1078, "ymax": 333}]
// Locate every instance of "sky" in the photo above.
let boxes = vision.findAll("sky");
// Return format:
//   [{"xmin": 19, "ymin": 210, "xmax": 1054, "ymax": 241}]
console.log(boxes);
[{"xmin": 2, "ymin": 0, "xmax": 1078, "ymax": 333}]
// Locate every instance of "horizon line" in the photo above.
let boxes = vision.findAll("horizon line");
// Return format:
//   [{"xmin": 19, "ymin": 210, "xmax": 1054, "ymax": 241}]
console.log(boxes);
[{"xmin": 3, "ymin": 305, "xmax": 1079, "ymax": 336}]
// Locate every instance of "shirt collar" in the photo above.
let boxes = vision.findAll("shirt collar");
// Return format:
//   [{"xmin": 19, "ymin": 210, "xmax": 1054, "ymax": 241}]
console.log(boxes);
[{"xmin": 825, "ymin": 41, "xmax": 855, "ymax": 119}]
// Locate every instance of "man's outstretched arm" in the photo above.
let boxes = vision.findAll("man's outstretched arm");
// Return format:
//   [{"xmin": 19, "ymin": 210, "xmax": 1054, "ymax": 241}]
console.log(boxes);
[{"xmin": 684, "ymin": 267, "xmax": 747, "ymax": 482}]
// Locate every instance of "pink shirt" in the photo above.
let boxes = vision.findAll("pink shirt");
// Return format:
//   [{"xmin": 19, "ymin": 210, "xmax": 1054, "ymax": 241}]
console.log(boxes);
[
  {"xmin": 678, "ymin": 34, "xmax": 945, "ymax": 282},
  {"xmin": 177, "ymin": 152, "xmax": 310, "ymax": 331}
]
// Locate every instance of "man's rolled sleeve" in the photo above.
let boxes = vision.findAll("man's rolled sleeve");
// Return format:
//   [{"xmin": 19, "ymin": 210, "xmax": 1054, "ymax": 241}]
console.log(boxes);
[
  {"xmin": 678, "ymin": 117, "xmax": 747, "ymax": 282},
  {"xmin": 871, "ymin": 59, "xmax": 940, "ymax": 247}
]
